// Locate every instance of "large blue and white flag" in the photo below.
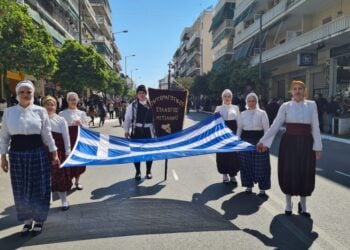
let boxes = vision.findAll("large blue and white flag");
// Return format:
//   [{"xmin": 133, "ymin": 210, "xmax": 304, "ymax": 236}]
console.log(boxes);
[{"xmin": 62, "ymin": 113, "xmax": 255, "ymax": 167}]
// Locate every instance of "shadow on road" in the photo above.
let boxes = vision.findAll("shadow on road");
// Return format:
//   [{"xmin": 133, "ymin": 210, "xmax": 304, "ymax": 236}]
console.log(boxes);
[
  {"xmin": 0, "ymin": 179, "xmax": 239, "ymax": 249},
  {"xmin": 243, "ymin": 214, "xmax": 318, "ymax": 249}
]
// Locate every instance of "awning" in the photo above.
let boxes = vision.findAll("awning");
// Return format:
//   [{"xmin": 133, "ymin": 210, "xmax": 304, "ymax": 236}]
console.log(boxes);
[
  {"xmin": 234, "ymin": 1, "xmax": 255, "ymax": 26},
  {"xmin": 27, "ymin": 8, "xmax": 42, "ymax": 24},
  {"xmin": 42, "ymin": 20, "xmax": 66, "ymax": 45},
  {"xmin": 210, "ymin": 2, "xmax": 235, "ymax": 31},
  {"xmin": 232, "ymin": 39, "xmax": 253, "ymax": 61}
]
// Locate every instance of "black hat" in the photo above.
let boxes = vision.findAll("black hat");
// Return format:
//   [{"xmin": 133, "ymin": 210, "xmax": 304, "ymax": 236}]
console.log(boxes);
[{"xmin": 136, "ymin": 85, "xmax": 147, "ymax": 94}]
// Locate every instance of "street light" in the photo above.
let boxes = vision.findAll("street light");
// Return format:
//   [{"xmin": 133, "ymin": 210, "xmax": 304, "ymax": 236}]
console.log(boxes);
[
  {"xmin": 113, "ymin": 30, "xmax": 128, "ymax": 34},
  {"xmin": 168, "ymin": 62, "xmax": 173, "ymax": 89},
  {"xmin": 130, "ymin": 68, "xmax": 139, "ymax": 89},
  {"xmin": 124, "ymin": 54, "xmax": 136, "ymax": 77}
]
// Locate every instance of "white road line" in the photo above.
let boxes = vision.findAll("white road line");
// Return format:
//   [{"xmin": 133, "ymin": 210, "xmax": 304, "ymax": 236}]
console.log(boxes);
[
  {"xmin": 335, "ymin": 170, "xmax": 350, "ymax": 178},
  {"xmin": 172, "ymin": 169, "xmax": 179, "ymax": 181}
]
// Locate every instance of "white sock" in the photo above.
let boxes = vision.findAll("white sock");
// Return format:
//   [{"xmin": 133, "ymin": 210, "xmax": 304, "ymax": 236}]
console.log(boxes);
[
  {"xmin": 58, "ymin": 192, "xmax": 68, "ymax": 207},
  {"xmin": 285, "ymin": 195, "xmax": 292, "ymax": 211},
  {"xmin": 300, "ymin": 196, "xmax": 308, "ymax": 212}
]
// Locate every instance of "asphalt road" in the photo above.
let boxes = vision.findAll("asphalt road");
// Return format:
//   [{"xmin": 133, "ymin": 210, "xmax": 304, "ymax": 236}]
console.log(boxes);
[{"xmin": 0, "ymin": 112, "xmax": 349, "ymax": 250}]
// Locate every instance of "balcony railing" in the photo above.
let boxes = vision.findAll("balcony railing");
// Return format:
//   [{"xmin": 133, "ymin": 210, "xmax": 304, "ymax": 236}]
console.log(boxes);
[
  {"xmin": 234, "ymin": 0, "xmax": 255, "ymax": 21},
  {"xmin": 96, "ymin": 16, "xmax": 112, "ymax": 39},
  {"xmin": 187, "ymin": 64, "xmax": 200, "ymax": 76},
  {"xmin": 213, "ymin": 44, "xmax": 234, "ymax": 61},
  {"xmin": 92, "ymin": 35, "xmax": 113, "ymax": 54},
  {"xmin": 250, "ymin": 15, "xmax": 350, "ymax": 65},
  {"xmin": 83, "ymin": 0, "xmax": 98, "ymax": 28},
  {"xmin": 212, "ymin": 19, "xmax": 234, "ymax": 42},
  {"xmin": 90, "ymin": 0, "xmax": 112, "ymax": 24},
  {"xmin": 187, "ymin": 32, "xmax": 200, "ymax": 49},
  {"xmin": 187, "ymin": 49, "xmax": 201, "ymax": 63},
  {"xmin": 234, "ymin": 0, "xmax": 287, "ymax": 48}
]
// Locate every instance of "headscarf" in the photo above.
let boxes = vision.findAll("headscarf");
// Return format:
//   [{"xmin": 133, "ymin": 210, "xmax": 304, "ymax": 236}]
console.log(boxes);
[
  {"xmin": 42, "ymin": 95, "xmax": 57, "ymax": 106},
  {"xmin": 15, "ymin": 80, "xmax": 35, "ymax": 104},
  {"xmin": 221, "ymin": 89, "xmax": 233, "ymax": 104},
  {"xmin": 245, "ymin": 92, "xmax": 261, "ymax": 110},
  {"xmin": 66, "ymin": 92, "xmax": 79, "ymax": 101}
]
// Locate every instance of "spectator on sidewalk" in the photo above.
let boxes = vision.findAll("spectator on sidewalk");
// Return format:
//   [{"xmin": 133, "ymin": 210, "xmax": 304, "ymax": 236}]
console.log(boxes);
[
  {"xmin": 257, "ymin": 80, "xmax": 322, "ymax": 217},
  {"xmin": 215, "ymin": 89, "xmax": 242, "ymax": 185},
  {"xmin": 237, "ymin": 93, "xmax": 271, "ymax": 197},
  {"xmin": 87, "ymin": 105, "xmax": 96, "ymax": 127},
  {"xmin": 0, "ymin": 80, "xmax": 58, "ymax": 236},
  {"xmin": 59, "ymin": 92, "xmax": 87, "ymax": 191},
  {"xmin": 108, "ymin": 102, "xmax": 114, "ymax": 119},
  {"xmin": 42, "ymin": 96, "xmax": 72, "ymax": 211},
  {"xmin": 98, "ymin": 101, "xmax": 106, "ymax": 127}
]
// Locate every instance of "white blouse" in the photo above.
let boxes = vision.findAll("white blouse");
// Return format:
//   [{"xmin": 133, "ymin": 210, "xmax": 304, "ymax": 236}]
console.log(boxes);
[
  {"xmin": 238, "ymin": 109, "xmax": 269, "ymax": 136},
  {"xmin": 259, "ymin": 100, "xmax": 322, "ymax": 151},
  {"xmin": 59, "ymin": 108, "xmax": 88, "ymax": 127},
  {"xmin": 49, "ymin": 114, "xmax": 71, "ymax": 156},
  {"xmin": 215, "ymin": 104, "xmax": 242, "ymax": 137},
  {"xmin": 0, "ymin": 104, "xmax": 57, "ymax": 154}
]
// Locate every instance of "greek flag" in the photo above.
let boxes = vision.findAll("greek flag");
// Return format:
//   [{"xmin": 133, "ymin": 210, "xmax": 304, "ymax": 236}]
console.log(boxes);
[{"xmin": 62, "ymin": 114, "xmax": 255, "ymax": 167}]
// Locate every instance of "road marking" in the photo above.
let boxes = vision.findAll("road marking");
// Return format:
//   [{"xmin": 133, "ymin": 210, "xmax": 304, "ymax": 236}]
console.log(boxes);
[
  {"xmin": 172, "ymin": 169, "xmax": 179, "ymax": 181},
  {"xmin": 335, "ymin": 170, "xmax": 350, "ymax": 178}
]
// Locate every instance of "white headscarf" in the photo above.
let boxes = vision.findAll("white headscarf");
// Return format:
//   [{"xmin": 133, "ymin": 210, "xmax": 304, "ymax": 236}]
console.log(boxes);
[
  {"xmin": 15, "ymin": 80, "xmax": 35, "ymax": 104},
  {"xmin": 245, "ymin": 92, "xmax": 261, "ymax": 110},
  {"xmin": 221, "ymin": 89, "xmax": 233, "ymax": 105},
  {"xmin": 66, "ymin": 92, "xmax": 79, "ymax": 101}
]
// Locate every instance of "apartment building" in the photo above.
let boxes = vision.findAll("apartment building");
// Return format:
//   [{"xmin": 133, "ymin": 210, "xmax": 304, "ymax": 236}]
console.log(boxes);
[
  {"xmin": 210, "ymin": 0, "xmax": 235, "ymax": 71},
  {"xmin": 3, "ymin": 0, "xmax": 122, "ymax": 97},
  {"xmin": 233, "ymin": 0, "xmax": 350, "ymax": 104},
  {"xmin": 173, "ymin": 10, "xmax": 214, "ymax": 79}
]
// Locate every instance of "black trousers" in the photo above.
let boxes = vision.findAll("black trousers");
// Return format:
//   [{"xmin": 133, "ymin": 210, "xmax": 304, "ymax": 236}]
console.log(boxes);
[{"xmin": 132, "ymin": 127, "xmax": 153, "ymax": 173}]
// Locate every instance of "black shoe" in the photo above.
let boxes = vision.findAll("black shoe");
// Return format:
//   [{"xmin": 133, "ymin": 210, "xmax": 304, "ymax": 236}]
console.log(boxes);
[
  {"xmin": 135, "ymin": 172, "xmax": 141, "ymax": 181},
  {"xmin": 75, "ymin": 183, "xmax": 83, "ymax": 190},
  {"xmin": 285, "ymin": 210, "xmax": 292, "ymax": 216},
  {"xmin": 298, "ymin": 202, "xmax": 311, "ymax": 217},
  {"xmin": 146, "ymin": 173, "xmax": 152, "ymax": 179},
  {"xmin": 245, "ymin": 190, "xmax": 253, "ymax": 194},
  {"xmin": 20, "ymin": 224, "xmax": 32, "ymax": 237},
  {"xmin": 61, "ymin": 205, "xmax": 70, "ymax": 211},
  {"xmin": 32, "ymin": 223, "xmax": 43, "ymax": 237},
  {"xmin": 258, "ymin": 192, "xmax": 269, "ymax": 199}
]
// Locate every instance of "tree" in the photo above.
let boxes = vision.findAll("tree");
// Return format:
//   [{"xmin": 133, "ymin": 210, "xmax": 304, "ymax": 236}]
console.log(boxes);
[
  {"xmin": 102, "ymin": 70, "xmax": 127, "ymax": 99},
  {"xmin": 0, "ymin": 0, "xmax": 57, "ymax": 97},
  {"xmin": 175, "ymin": 77, "xmax": 193, "ymax": 91},
  {"xmin": 54, "ymin": 40, "xmax": 109, "ymax": 94}
]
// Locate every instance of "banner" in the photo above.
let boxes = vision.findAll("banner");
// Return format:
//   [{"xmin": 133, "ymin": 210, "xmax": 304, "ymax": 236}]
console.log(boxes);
[
  {"xmin": 61, "ymin": 114, "xmax": 255, "ymax": 167},
  {"xmin": 148, "ymin": 88, "xmax": 188, "ymax": 137}
]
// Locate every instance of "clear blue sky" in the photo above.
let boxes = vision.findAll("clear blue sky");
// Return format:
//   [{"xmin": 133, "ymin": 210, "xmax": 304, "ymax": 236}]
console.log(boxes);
[{"xmin": 110, "ymin": 0, "xmax": 217, "ymax": 88}]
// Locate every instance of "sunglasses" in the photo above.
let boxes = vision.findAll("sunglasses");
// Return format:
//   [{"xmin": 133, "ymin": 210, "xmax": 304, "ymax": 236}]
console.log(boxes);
[{"xmin": 19, "ymin": 91, "xmax": 33, "ymax": 94}]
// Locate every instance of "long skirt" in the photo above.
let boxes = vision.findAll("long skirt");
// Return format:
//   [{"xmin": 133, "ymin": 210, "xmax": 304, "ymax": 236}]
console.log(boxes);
[
  {"xmin": 9, "ymin": 147, "xmax": 51, "ymax": 222},
  {"xmin": 278, "ymin": 123, "xmax": 315, "ymax": 196},
  {"xmin": 216, "ymin": 120, "xmax": 240, "ymax": 176},
  {"xmin": 69, "ymin": 126, "xmax": 86, "ymax": 178},
  {"xmin": 239, "ymin": 130, "xmax": 271, "ymax": 190},
  {"xmin": 51, "ymin": 132, "xmax": 72, "ymax": 192}
]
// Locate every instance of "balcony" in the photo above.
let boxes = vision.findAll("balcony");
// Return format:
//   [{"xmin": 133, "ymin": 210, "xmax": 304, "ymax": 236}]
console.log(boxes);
[
  {"xmin": 83, "ymin": 0, "xmax": 98, "ymax": 29},
  {"xmin": 96, "ymin": 15, "xmax": 112, "ymax": 40},
  {"xmin": 212, "ymin": 19, "xmax": 234, "ymax": 42},
  {"xmin": 187, "ymin": 32, "xmax": 200, "ymax": 49},
  {"xmin": 187, "ymin": 64, "xmax": 200, "ymax": 76},
  {"xmin": 89, "ymin": 0, "xmax": 112, "ymax": 25},
  {"xmin": 250, "ymin": 15, "xmax": 350, "ymax": 65},
  {"xmin": 213, "ymin": 44, "xmax": 234, "ymax": 61},
  {"xmin": 92, "ymin": 35, "xmax": 113, "ymax": 54},
  {"xmin": 187, "ymin": 49, "xmax": 201, "ymax": 63},
  {"xmin": 234, "ymin": 0, "xmax": 255, "ymax": 21},
  {"xmin": 234, "ymin": 0, "xmax": 287, "ymax": 48}
]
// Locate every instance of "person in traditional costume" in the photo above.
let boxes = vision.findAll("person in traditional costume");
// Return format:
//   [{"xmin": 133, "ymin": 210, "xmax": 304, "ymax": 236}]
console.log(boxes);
[
  {"xmin": 0, "ymin": 80, "xmax": 59, "ymax": 236},
  {"xmin": 59, "ymin": 92, "xmax": 87, "ymax": 190},
  {"xmin": 123, "ymin": 85, "xmax": 155, "ymax": 180},
  {"xmin": 215, "ymin": 89, "xmax": 242, "ymax": 184},
  {"xmin": 237, "ymin": 93, "xmax": 271, "ymax": 197},
  {"xmin": 42, "ymin": 96, "xmax": 71, "ymax": 211},
  {"xmin": 257, "ymin": 80, "xmax": 322, "ymax": 217}
]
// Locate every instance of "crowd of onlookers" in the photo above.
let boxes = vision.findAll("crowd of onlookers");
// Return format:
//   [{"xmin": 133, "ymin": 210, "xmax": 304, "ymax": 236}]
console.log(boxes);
[{"xmin": 189, "ymin": 93, "xmax": 350, "ymax": 134}]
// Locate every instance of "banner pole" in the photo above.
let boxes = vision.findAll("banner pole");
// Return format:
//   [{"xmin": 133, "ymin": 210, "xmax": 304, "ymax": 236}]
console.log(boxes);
[{"xmin": 164, "ymin": 159, "xmax": 168, "ymax": 180}]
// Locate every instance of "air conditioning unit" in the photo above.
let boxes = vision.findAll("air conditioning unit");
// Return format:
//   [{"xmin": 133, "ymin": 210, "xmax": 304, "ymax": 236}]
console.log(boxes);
[{"xmin": 286, "ymin": 31, "xmax": 302, "ymax": 41}]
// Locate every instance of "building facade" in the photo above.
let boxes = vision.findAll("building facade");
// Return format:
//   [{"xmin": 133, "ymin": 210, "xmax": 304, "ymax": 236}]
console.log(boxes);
[
  {"xmin": 210, "ymin": 0, "xmax": 236, "ymax": 71},
  {"xmin": 3, "ymin": 0, "xmax": 122, "ymax": 98},
  {"xmin": 233, "ymin": 0, "xmax": 350, "ymax": 105},
  {"xmin": 173, "ymin": 10, "xmax": 214, "ymax": 78}
]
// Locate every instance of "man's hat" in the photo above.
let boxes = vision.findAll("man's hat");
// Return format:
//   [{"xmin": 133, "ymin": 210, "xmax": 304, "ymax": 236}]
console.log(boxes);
[{"xmin": 136, "ymin": 84, "xmax": 147, "ymax": 94}]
